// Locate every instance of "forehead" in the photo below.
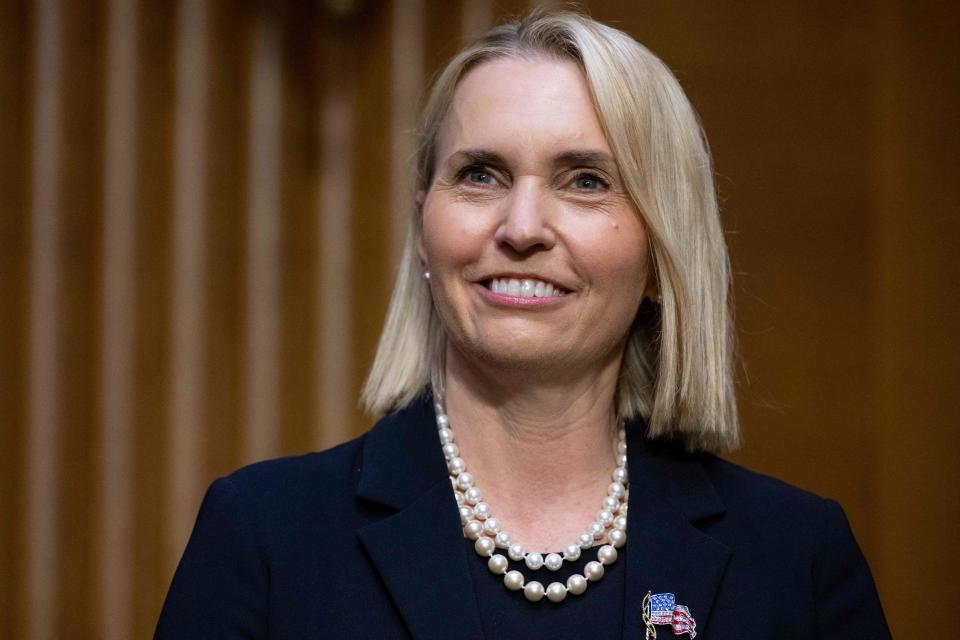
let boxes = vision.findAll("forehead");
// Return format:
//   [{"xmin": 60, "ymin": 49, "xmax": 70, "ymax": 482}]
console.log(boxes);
[{"xmin": 436, "ymin": 56, "xmax": 611, "ymax": 162}]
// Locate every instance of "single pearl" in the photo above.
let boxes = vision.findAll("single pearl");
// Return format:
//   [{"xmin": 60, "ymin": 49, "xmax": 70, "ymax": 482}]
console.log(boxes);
[
  {"xmin": 617, "ymin": 453, "xmax": 627, "ymax": 467},
  {"xmin": 438, "ymin": 428, "xmax": 453, "ymax": 444},
  {"xmin": 447, "ymin": 457, "xmax": 465, "ymax": 475},
  {"xmin": 436, "ymin": 414, "xmax": 449, "ymax": 428},
  {"xmin": 602, "ymin": 496, "xmax": 619, "ymax": 511},
  {"xmin": 608, "ymin": 528, "xmax": 626, "ymax": 548},
  {"xmin": 474, "ymin": 537, "xmax": 495, "ymax": 557},
  {"xmin": 544, "ymin": 553, "xmax": 563, "ymax": 571},
  {"xmin": 578, "ymin": 533, "xmax": 594, "ymax": 549},
  {"xmin": 614, "ymin": 515, "xmax": 627, "ymax": 531},
  {"xmin": 608, "ymin": 482, "xmax": 626, "ymax": 498},
  {"xmin": 617, "ymin": 440, "xmax": 627, "ymax": 454},
  {"xmin": 442, "ymin": 442, "xmax": 459, "ymax": 459},
  {"xmin": 488, "ymin": 554, "xmax": 509, "ymax": 575},
  {"xmin": 523, "ymin": 581, "xmax": 545, "ymax": 602},
  {"xmin": 457, "ymin": 472, "xmax": 474, "ymax": 490},
  {"xmin": 546, "ymin": 582, "xmax": 567, "ymax": 603},
  {"xmin": 590, "ymin": 522, "xmax": 605, "ymax": 539},
  {"xmin": 621, "ymin": 503, "xmax": 628, "ymax": 516},
  {"xmin": 584, "ymin": 560, "xmax": 605, "ymax": 582},
  {"xmin": 473, "ymin": 502, "xmax": 491, "ymax": 520},
  {"xmin": 597, "ymin": 544, "xmax": 618, "ymax": 565},
  {"xmin": 524, "ymin": 552, "xmax": 544, "ymax": 571},
  {"xmin": 508, "ymin": 543, "xmax": 526, "ymax": 561},
  {"xmin": 434, "ymin": 402, "xmax": 444, "ymax": 415},
  {"xmin": 495, "ymin": 531, "xmax": 512, "ymax": 548},
  {"xmin": 504, "ymin": 570, "xmax": 524, "ymax": 591},
  {"xmin": 454, "ymin": 491, "xmax": 464, "ymax": 506},
  {"xmin": 563, "ymin": 544, "xmax": 581, "ymax": 562},
  {"xmin": 464, "ymin": 521, "xmax": 484, "ymax": 540},
  {"xmin": 597, "ymin": 510, "xmax": 614, "ymax": 526},
  {"xmin": 612, "ymin": 467, "xmax": 628, "ymax": 484},
  {"xmin": 459, "ymin": 506, "xmax": 473, "ymax": 524},
  {"xmin": 566, "ymin": 573, "xmax": 588, "ymax": 595},
  {"xmin": 618, "ymin": 427, "xmax": 626, "ymax": 440},
  {"xmin": 483, "ymin": 517, "xmax": 500, "ymax": 535},
  {"xmin": 464, "ymin": 486, "xmax": 482, "ymax": 505}
]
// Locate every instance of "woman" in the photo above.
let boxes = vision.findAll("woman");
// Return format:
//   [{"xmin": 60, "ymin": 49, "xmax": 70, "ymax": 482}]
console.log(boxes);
[{"xmin": 156, "ymin": 11, "xmax": 889, "ymax": 639}]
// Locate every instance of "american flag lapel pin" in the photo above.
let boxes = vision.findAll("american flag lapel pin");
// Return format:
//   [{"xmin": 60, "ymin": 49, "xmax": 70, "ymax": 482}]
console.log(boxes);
[{"xmin": 642, "ymin": 591, "xmax": 697, "ymax": 639}]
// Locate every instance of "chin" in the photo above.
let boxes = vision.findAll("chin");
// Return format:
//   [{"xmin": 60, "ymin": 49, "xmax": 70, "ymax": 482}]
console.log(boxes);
[{"xmin": 454, "ymin": 334, "xmax": 572, "ymax": 375}]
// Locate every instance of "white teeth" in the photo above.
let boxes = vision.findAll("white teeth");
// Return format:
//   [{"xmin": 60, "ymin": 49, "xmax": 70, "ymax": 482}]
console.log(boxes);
[{"xmin": 488, "ymin": 277, "xmax": 564, "ymax": 298}]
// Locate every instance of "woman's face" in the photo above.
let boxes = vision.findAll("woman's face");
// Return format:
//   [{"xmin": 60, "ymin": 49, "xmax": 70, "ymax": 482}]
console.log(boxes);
[{"xmin": 418, "ymin": 56, "xmax": 652, "ymax": 376}]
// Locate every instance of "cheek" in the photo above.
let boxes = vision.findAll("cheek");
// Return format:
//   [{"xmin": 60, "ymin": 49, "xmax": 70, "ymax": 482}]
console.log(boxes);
[
  {"xmin": 421, "ymin": 201, "xmax": 492, "ymax": 269},
  {"xmin": 421, "ymin": 208, "xmax": 458, "ymax": 267},
  {"xmin": 577, "ymin": 222, "xmax": 650, "ymax": 293}
]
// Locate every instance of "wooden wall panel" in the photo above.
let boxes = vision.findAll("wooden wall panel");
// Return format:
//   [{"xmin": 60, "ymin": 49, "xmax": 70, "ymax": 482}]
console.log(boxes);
[
  {"xmin": 59, "ymin": 1, "xmax": 104, "ymax": 634},
  {"xmin": 0, "ymin": 2, "xmax": 32, "ymax": 638},
  {"xmin": 0, "ymin": 2, "xmax": 28, "ymax": 638},
  {"xmin": 0, "ymin": 1, "xmax": 956, "ymax": 637},
  {"xmin": 349, "ymin": 2, "xmax": 393, "ymax": 438},
  {"xmin": 278, "ymin": 0, "xmax": 321, "ymax": 456},
  {"xmin": 204, "ymin": 0, "xmax": 247, "ymax": 482},
  {"xmin": 874, "ymin": 1, "xmax": 960, "ymax": 633},
  {"xmin": 130, "ymin": 1, "xmax": 174, "ymax": 636}
]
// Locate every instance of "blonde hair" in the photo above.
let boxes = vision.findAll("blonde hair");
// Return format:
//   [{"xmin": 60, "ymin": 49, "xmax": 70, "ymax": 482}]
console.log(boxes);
[{"xmin": 362, "ymin": 10, "xmax": 739, "ymax": 452}]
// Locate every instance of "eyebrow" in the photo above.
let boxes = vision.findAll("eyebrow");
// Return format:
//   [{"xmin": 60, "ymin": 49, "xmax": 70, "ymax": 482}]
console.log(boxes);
[{"xmin": 445, "ymin": 148, "xmax": 618, "ymax": 171}]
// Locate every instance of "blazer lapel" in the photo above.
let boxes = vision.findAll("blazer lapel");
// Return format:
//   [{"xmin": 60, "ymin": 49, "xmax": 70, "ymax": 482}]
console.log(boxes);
[
  {"xmin": 355, "ymin": 394, "xmax": 485, "ymax": 640},
  {"xmin": 621, "ymin": 424, "xmax": 732, "ymax": 639}
]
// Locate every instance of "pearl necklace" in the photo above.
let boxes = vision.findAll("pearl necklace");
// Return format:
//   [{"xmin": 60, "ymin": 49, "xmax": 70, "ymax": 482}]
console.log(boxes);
[{"xmin": 434, "ymin": 399, "xmax": 629, "ymax": 603}]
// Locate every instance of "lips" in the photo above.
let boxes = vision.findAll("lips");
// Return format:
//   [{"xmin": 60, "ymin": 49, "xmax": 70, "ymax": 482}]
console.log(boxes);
[{"xmin": 484, "ymin": 277, "xmax": 567, "ymax": 298}]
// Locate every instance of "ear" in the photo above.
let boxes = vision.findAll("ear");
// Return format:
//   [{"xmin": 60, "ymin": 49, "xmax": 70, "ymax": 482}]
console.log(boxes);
[{"xmin": 416, "ymin": 234, "xmax": 428, "ymax": 267}]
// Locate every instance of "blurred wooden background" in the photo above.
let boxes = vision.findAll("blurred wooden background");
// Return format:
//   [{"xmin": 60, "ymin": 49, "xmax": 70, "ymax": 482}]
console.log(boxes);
[{"xmin": 1, "ymin": 0, "xmax": 957, "ymax": 637}]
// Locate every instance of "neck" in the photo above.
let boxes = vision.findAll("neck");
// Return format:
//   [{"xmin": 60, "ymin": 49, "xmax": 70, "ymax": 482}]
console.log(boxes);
[{"xmin": 440, "ymin": 343, "xmax": 623, "ymax": 550}]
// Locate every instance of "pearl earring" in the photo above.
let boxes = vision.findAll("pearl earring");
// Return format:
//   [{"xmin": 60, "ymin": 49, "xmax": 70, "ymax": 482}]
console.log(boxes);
[{"xmin": 423, "ymin": 271, "xmax": 431, "ymax": 280}]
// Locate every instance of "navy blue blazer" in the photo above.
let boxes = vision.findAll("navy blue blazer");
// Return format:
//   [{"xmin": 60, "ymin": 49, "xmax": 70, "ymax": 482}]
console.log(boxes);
[{"xmin": 155, "ymin": 394, "xmax": 890, "ymax": 639}]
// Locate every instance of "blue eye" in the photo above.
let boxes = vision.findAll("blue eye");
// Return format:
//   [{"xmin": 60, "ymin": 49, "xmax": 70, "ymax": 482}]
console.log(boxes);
[
  {"xmin": 573, "ymin": 174, "xmax": 607, "ymax": 191},
  {"xmin": 464, "ymin": 167, "xmax": 496, "ymax": 185}
]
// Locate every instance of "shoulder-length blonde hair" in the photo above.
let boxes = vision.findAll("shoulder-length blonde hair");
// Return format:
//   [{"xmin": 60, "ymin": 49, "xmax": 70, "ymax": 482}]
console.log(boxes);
[{"xmin": 362, "ymin": 10, "xmax": 739, "ymax": 452}]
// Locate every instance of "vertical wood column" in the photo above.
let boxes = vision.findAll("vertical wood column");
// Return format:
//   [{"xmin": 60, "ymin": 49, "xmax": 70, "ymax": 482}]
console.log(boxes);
[
  {"xmin": 874, "ymin": 1, "xmax": 960, "ymax": 635},
  {"xmin": 0, "ymin": 0, "xmax": 29, "ymax": 635},
  {"xmin": 168, "ymin": 0, "xmax": 208, "ymax": 579},
  {"xmin": 316, "ymin": 28, "xmax": 356, "ymax": 450},
  {"xmin": 244, "ymin": 5, "xmax": 283, "ymax": 464},
  {"xmin": 24, "ymin": 1, "xmax": 63, "ymax": 637},
  {"xmin": 98, "ymin": 0, "xmax": 137, "ymax": 637},
  {"xmin": 389, "ymin": 0, "xmax": 423, "ymax": 268}
]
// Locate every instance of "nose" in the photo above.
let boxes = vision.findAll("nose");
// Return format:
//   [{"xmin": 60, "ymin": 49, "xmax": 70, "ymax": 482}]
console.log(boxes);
[{"xmin": 493, "ymin": 178, "xmax": 557, "ymax": 254}]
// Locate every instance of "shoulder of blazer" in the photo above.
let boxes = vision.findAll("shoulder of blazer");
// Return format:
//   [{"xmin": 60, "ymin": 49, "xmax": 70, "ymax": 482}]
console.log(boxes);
[
  {"xmin": 697, "ymin": 453, "xmax": 839, "ymax": 528},
  {"xmin": 202, "ymin": 435, "xmax": 369, "ymax": 550},
  {"xmin": 224, "ymin": 436, "xmax": 366, "ymax": 502},
  {"xmin": 687, "ymin": 450, "xmax": 863, "ymax": 575},
  {"xmin": 635, "ymin": 434, "xmax": 850, "ymax": 551}
]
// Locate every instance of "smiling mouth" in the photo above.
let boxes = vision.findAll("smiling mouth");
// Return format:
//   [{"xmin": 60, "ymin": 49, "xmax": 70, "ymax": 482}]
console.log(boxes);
[{"xmin": 482, "ymin": 277, "xmax": 570, "ymax": 299}]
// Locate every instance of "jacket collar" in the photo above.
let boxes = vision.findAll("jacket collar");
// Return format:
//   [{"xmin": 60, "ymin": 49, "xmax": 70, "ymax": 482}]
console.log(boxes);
[
  {"xmin": 356, "ymin": 391, "xmax": 448, "ymax": 510},
  {"xmin": 356, "ymin": 393, "xmax": 731, "ymax": 639},
  {"xmin": 356, "ymin": 392, "xmax": 485, "ymax": 639}
]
